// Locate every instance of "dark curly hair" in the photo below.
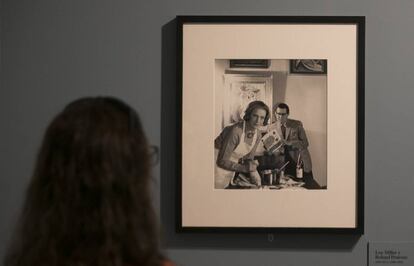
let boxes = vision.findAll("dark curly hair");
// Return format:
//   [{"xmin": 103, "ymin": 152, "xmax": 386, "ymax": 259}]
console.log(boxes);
[
  {"xmin": 4, "ymin": 97, "xmax": 162, "ymax": 266},
  {"xmin": 242, "ymin": 100, "xmax": 270, "ymax": 125}
]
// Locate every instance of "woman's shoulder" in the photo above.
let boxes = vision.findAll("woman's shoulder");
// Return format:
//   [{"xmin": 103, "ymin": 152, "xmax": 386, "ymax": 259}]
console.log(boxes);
[
  {"xmin": 221, "ymin": 121, "xmax": 244, "ymax": 138},
  {"xmin": 215, "ymin": 121, "xmax": 243, "ymax": 149},
  {"xmin": 222, "ymin": 122, "xmax": 244, "ymax": 141},
  {"xmin": 228, "ymin": 121, "xmax": 244, "ymax": 133}
]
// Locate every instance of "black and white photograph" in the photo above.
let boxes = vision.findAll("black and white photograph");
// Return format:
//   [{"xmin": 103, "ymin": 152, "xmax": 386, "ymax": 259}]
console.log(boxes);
[
  {"xmin": 214, "ymin": 59, "xmax": 327, "ymax": 190},
  {"xmin": 179, "ymin": 17, "xmax": 363, "ymax": 231}
]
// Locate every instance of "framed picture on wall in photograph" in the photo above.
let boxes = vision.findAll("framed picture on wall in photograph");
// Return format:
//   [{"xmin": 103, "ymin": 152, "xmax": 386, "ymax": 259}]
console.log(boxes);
[
  {"xmin": 290, "ymin": 59, "xmax": 328, "ymax": 74},
  {"xmin": 177, "ymin": 16, "xmax": 365, "ymax": 234}
]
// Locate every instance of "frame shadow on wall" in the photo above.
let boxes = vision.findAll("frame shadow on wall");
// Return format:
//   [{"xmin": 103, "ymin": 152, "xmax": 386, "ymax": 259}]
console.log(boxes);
[{"xmin": 160, "ymin": 18, "xmax": 362, "ymax": 250}]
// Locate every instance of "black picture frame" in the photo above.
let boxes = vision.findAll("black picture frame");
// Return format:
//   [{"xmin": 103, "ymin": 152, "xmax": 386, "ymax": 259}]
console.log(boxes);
[{"xmin": 176, "ymin": 16, "xmax": 365, "ymax": 234}]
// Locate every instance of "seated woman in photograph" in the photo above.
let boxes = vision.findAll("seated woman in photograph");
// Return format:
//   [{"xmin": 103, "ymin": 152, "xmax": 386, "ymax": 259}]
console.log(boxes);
[
  {"xmin": 214, "ymin": 100, "xmax": 270, "ymax": 189},
  {"xmin": 4, "ymin": 97, "xmax": 172, "ymax": 266}
]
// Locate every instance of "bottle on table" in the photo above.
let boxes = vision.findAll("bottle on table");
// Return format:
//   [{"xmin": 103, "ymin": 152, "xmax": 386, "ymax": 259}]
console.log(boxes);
[{"xmin": 296, "ymin": 160, "xmax": 303, "ymax": 179}]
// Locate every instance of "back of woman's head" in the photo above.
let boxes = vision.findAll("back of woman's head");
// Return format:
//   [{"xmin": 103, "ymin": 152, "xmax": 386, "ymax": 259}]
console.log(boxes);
[{"xmin": 5, "ymin": 97, "xmax": 161, "ymax": 266}]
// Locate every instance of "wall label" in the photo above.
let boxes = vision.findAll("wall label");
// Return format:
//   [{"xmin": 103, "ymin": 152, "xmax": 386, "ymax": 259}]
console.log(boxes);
[{"xmin": 369, "ymin": 242, "xmax": 413, "ymax": 265}]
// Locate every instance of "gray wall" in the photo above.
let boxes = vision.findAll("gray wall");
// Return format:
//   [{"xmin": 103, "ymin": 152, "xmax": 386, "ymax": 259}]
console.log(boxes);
[{"xmin": 1, "ymin": 1, "xmax": 414, "ymax": 266}]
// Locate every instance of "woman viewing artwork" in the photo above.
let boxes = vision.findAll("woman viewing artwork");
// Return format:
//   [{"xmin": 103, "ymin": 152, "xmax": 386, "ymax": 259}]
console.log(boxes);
[
  {"xmin": 4, "ymin": 97, "xmax": 172, "ymax": 266},
  {"xmin": 214, "ymin": 100, "xmax": 270, "ymax": 189}
]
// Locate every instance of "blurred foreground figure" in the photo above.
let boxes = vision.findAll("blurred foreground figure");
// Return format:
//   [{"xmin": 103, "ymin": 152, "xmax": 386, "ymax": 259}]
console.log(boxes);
[{"xmin": 5, "ymin": 97, "xmax": 170, "ymax": 266}]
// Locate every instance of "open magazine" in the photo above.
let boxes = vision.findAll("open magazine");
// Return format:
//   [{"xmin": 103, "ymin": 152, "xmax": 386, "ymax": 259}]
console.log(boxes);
[{"xmin": 261, "ymin": 126, "xmax": 284, "ymax": 153}]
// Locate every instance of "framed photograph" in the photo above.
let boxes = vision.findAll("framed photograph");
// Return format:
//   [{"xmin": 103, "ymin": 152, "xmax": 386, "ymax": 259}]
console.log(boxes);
[
  {"xmin": 177, "ymin": 16, "xmax": 364, "ymax": 234},
  {"xmin": 290, "ymin": 59, "xmax": 327, "ymax": 74}
]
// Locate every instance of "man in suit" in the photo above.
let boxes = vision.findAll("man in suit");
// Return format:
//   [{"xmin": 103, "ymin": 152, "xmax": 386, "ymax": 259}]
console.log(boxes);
[{"xmin": 271, "ymin": 103, "xmax": 320, "ymax": 189}]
